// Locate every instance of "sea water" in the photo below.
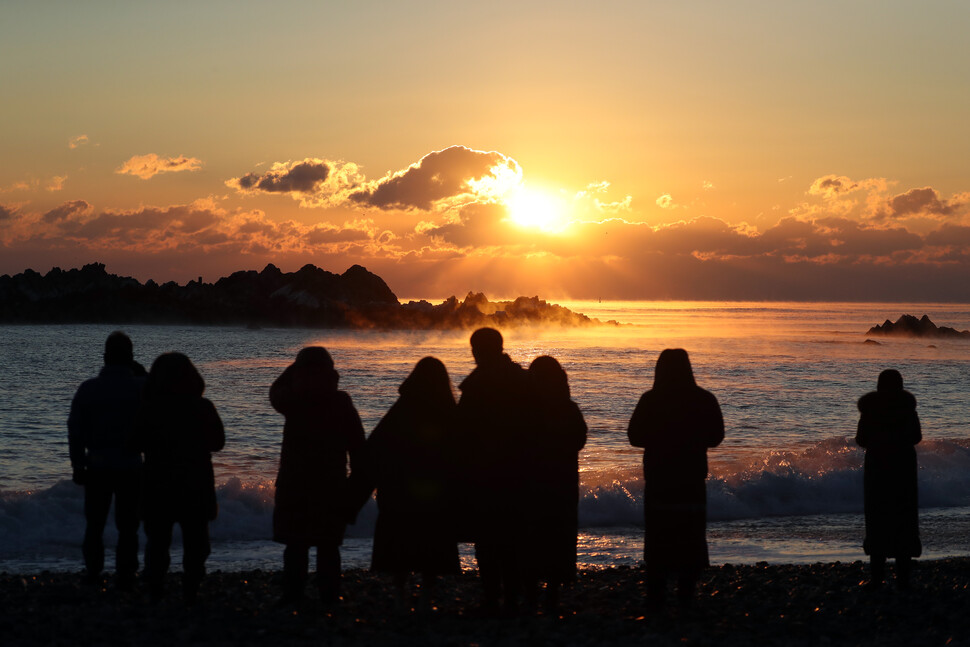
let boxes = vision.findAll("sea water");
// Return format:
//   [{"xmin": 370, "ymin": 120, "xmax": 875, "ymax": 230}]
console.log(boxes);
[{"xmin": 1, "ymin": 302, "xmax": 969, "ymax": 573}]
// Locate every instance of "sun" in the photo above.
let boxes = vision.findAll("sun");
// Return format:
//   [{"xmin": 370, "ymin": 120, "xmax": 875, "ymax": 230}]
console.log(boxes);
[{"xmin": 504, "ymin": 187, "xmax": 569, "ymax": 232}]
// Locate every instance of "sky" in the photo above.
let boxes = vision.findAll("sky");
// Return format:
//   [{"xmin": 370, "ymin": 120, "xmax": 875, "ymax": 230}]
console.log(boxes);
[{"xmin": 3, "ymin": 1, "xmax": 970, "ymax": 301}]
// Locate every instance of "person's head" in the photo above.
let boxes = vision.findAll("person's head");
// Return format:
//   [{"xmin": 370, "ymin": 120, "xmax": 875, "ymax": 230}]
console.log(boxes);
[
  {"xmin": 145, "ymin": 352, "xmax": 204, "ymax": 398},
  {"xmin": 653, "ymin": 348, "xmax": 696, "ymax": 390},
  {"xmin": 293, "ymin": 346, "xmax": 339, "ymax": 389},
  {"xmin": 470, "ymin": 327, "xmax": 503, "ymax": 366},
  {"xmin": 529, "ymin": 355, "xmax": 570, "ymax": 400},
  {"xmin": 103, "ymin": 331, "xmax": 134, "ymax": 367},
  {"xmin": 400, "ymin": 356, "xmax": 455, "ymax": 406},
  {"xmin": 877, "ymin": 369, "xmax": 904, "ymax": 393}
]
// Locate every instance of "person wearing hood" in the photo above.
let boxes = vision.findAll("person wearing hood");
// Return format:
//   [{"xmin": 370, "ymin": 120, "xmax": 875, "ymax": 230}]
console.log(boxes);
[
  {"xmin": 522, "ymin": 355, "xmax": 587, "ymax": 614},
  {"xmin": 856, "ymin": 369, "xmax": 922, "ymax": 589},
  {"xmin": 131, "ymin": 352, "xmax": 224, "ymax": 603},
  {"xmin": 627, "ymin": 348, "xmax": 724, "ymax": 610},
  {"xmin": 361, "ymin": 356, "xmax": 460, "ymax": 610},
  {"xmin": 270, "ymin": 346, "xmax": 365, "ymax": 605}
]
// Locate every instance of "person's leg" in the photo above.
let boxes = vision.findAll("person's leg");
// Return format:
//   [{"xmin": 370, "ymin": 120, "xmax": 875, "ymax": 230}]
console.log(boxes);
[
  {"xmin": 281, "ymin": 543, "xmax": 309, "ymax": 603},
  {"xmin": 317, "ymin": 543, "xmax": 342, "ymax": 604},
  {"xmin": 676, "ymin": 571, "xmax": 698, "ymax": 608},
  {"xmin": 144, "ymin": 517, "xmax": 173, "ymax": 600},
  {"xmin": 646, "ymin": 565, "xmax": 668, "ymax": 610},
  {"xmin": 475, "ymin": 541, "xmax": 501, "ymax": 613},
  {"xmin": 82, "ymin": 470, "xmax": 112, "ymax": 582},
  {"xmin": 180, "ymin": 519, "xmax": 211, "ymax": 603},
  {"xmin": 112, "ymin": 470, "xmax": 141, "ymax": 588},
  {"xmin": 869, "ymin": 554, "xmax": 886, "ymax": 587},
  {"xmin": 896, "ymin": 556, "xmax": 912, "ymax": 589}
]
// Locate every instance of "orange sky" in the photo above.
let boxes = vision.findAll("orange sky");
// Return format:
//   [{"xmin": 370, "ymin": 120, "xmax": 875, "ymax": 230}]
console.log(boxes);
[{"xmin": 3, "ymin": 2, "xmax": 970, "ymax": 301}]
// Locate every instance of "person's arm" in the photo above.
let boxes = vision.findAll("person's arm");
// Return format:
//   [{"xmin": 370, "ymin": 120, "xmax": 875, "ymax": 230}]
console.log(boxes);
[
  {"xmin": 200, "ymin": 398, "xmax": 226, "ymax": 452},
  {"xmin": 703, "ymin": 391, "xmax": 725, "ymax": 449},
  {"xmin": 627, "ymin": 392, "xmax": 652, "ymax": 448},
  {"xmin": 67, "ymin": 385, "xmax": 89, "ymax": 483}
]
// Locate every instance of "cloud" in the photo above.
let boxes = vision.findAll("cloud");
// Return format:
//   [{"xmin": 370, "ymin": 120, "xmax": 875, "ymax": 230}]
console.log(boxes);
[
  {"xmin": 656, "ymin": 194, "xmax": 675, "ymax": 209},
  {"xmin": 46, "ymin": 176, "xmax": 67, "ymax": 192},
  {"xmin": 702, "ymin": 180, "xmax": 715, "ymax": 190},
  {"xmin": 68, "ymin": 135, "xmax": 89, "ymax": 149},
  {"xmin": 808, "ymin": 174, "xmax": 889, "ymax": 200},
  {"xmin": 116, "ymin": 154, "xmax": 203, "ymax": 180},
  {"xmin": 0, "ymin": 203, "xmax": 19, "ymax": 222},
  {"xmin": 226, "ymin": 159, "xmax": 366, "ymax": 208},
  {"xmin": 871, "ymin": 187, "xmax": 970, "ymax": 221},
  {"xmin": 423, "ymin": 202, "xmax": 514, "ymax": 247},
  {"xmin": 43, "ymin": 200, "xmax": 91, "ymax": 223},
  {"xmin": 229, "ymin": 159, "xmax": 331, "ymax": 194},
  {"xmin": 349, "ymin": 145, "xmax": 521, "ymax": 211}
]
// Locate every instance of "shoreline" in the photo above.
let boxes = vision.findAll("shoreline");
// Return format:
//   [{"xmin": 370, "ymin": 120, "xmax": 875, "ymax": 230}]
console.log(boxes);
[{"xmin": 2, "ymin": 559, "xmax": 968, "ymax": 646}]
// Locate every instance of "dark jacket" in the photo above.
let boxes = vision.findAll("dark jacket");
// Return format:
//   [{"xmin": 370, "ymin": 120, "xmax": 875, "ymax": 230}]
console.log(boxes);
[
  {"xmin": 68, "ymin": 365, "xmax": 145, "ymax": 472},
  {"xmin": 365, "ymin": 395, "xmax": 460, "ymax": 574},
  {"xmin": 271, "ymin": 364, "xmax": 365, "ymax": 546},
  {"xmin": 131, "ymin": 395, "xmax": 225, "ymax": 521},
  {"xmin": 628, "ymin": 385, "xmax": 724, "ymax": 571},
  {"xmin": 455, "ymin": 354, "xmax": 531, "ymax": 541},
  {"xmin": 856, "ymin": 389, "xmax": 922, "ymax": 557},
  {"xmin": 525, "ymin": 396, "xmax": 587, "ymax": 582}
]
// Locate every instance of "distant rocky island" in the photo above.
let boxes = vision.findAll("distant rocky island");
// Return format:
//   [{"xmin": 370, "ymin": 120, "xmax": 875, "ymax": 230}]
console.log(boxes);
[
  {"xmin": 867, "ymin": 314, "xmax": 970, "ymax": 339},
  {"xmin": 0, "ymin": 262, "xmax": 609, "ymax": 329}
]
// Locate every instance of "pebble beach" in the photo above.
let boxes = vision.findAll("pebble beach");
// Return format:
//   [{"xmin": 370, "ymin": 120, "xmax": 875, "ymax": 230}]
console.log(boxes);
[{"xmin": 2, "ymin": 559, "xmax": 968, "ymax": 646}]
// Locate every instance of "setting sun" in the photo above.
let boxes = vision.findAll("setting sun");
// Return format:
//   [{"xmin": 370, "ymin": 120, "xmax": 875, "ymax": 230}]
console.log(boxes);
[{"xmin": 504, "ymin": 187, "xmax": 569, "ymax": 232}]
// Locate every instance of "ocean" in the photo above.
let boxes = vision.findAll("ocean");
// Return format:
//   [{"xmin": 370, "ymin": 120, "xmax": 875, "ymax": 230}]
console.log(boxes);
[{"xmin": 2, "ymin": 301, "xmax": 969, "ymax": 573}]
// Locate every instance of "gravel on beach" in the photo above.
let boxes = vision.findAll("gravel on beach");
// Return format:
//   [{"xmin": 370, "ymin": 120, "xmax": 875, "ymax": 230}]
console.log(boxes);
[{"xmin": 2, "ymin": 559, "xmax": 968, "ymax": 646}]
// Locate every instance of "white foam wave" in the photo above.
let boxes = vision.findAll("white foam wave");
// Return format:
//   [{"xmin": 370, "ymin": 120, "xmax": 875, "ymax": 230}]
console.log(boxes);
[{"xmin": 3, "ymin": 438, "xmax": 969, "ymax": 558}]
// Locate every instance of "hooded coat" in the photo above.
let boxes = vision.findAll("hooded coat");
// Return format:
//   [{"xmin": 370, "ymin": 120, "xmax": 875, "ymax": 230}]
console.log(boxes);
[
  {"xmin": 627, "ymin": 349, "xmax": 724, "ymax": 574},
  {"xmin": 131, "ymin": 355, "xmax": 225, "ymax": 523},
  {"xmin": 364, "ymin": 358, "xmax": 460, "ymax": 575},
  {"xmin": 856, "ymin": 370, "xmax": 922, "ymax": 558},
  {"xmin": 271, "ymin": 351, "xmax": 365, "ymax": 547},
  {"xmin": 523, "ymin": 356, "xmax": 587, "ymax": 583}
]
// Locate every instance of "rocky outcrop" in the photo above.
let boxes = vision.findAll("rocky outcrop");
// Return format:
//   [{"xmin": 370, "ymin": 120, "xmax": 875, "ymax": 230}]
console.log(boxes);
[
  {"xmin": 866, "ymin": 314, "xmax": 970, "ymax": 339},
  {"xmin": 0, "ymin": 263, "xmax": 609, "ymax": 329}
]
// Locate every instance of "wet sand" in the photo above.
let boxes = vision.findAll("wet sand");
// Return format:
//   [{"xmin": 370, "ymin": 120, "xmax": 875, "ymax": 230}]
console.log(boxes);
[{"xmin": 2, "ymin": 559, "xmax": 968, "ymax": 646}]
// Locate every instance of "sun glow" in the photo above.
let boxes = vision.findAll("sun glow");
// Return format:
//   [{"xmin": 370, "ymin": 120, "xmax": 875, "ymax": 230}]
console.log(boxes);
[{"xmin": 504, "ymin": 187, "xmax": 570, "ymax": 233}]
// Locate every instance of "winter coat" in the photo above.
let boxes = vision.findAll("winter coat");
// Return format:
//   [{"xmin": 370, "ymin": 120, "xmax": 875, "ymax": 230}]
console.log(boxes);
[
  {"xmin": 68, "ymin": 365, "xmax": 145, "ymax": 472},
  {"xmin": 524, "ymin": 397, "xmax": 587, "ymax": 583},
  {"xmin": 131, "ymin": 395, "xmax": 225, "ymax": 522},
  {"xmin": 627, "ymin": 386, "xmax": 724, "ymax": 573},
  {"xmin": 856, "ymin": 390, "xmax": 922, "ymax": 558},
  {"xmin": 455, "ymin": 354, "xmax": 532, "ymax": 542},
  {"xmin": 271, "ymin": 364, "xmax": 365, "ymax": 546},
  {"xmin": 365, "ymin": 395, "xmax": 460, "ymax": 575}
]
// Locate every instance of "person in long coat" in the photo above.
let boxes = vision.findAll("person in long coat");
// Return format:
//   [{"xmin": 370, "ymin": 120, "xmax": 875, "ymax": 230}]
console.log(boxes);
[
  {"xmin": 627, "ymin": 348, "xmax": 723, "ymax": 609},
  {"xmin": 363, "ymin": 356, "xmax": 460, "ymax": 609},
  {"xmin": 455, "ymin": 327, "xmax": 532, "ymax": 614},
  {"xmin": 270, "ymin": 346, "xmax": 365, "ymax": 605},
  {"xmin": 856, "ymin": 369, "xmax": 922, "ymax": 588},
  {"xmin": 131, "ymin": 352, "xmax": 225, "ymax": 603},
  {"xmin": 523, "ymin": 355, "xmax": 587, "ymax": 613}
]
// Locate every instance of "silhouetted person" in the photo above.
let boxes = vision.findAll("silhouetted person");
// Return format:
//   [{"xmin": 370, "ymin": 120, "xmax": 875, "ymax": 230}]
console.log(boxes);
[
  {"xmin": 627, "ymin": 348, "xmax": 724, "ymax": 610},
  {"xmin": 131, "ymin": 352, "xmax": 225, "ymax": 603},
  {"xmin": 455, "ymin": 327, "xmax": 532, "ymax": 615},
  {"xmin": 271, "ymin": 347, "xmax": 365, "ymax": 605},
  {"xmin": 522, "ymin": 356, "xmax": 587, "ymax": 614},
  {"xmin": 361, "ymin": 356, "xmax": 460, "ymax": 611},
  {"xmin": 856, "ymin": 369, "xmax": 922, "ymax": 589},
  {"xmin": 67, "ymin": 331, "xmax": 146, "ymax": 589}
]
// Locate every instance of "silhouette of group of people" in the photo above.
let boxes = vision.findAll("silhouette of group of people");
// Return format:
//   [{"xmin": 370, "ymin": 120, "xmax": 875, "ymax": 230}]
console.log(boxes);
[
  {"xmin": 69, "ymin": 328, "xmax": 922, "ymax": 610},
  {"xmin": 68, "ymin": 333, "xmax": 224, "ymax": 601}
]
